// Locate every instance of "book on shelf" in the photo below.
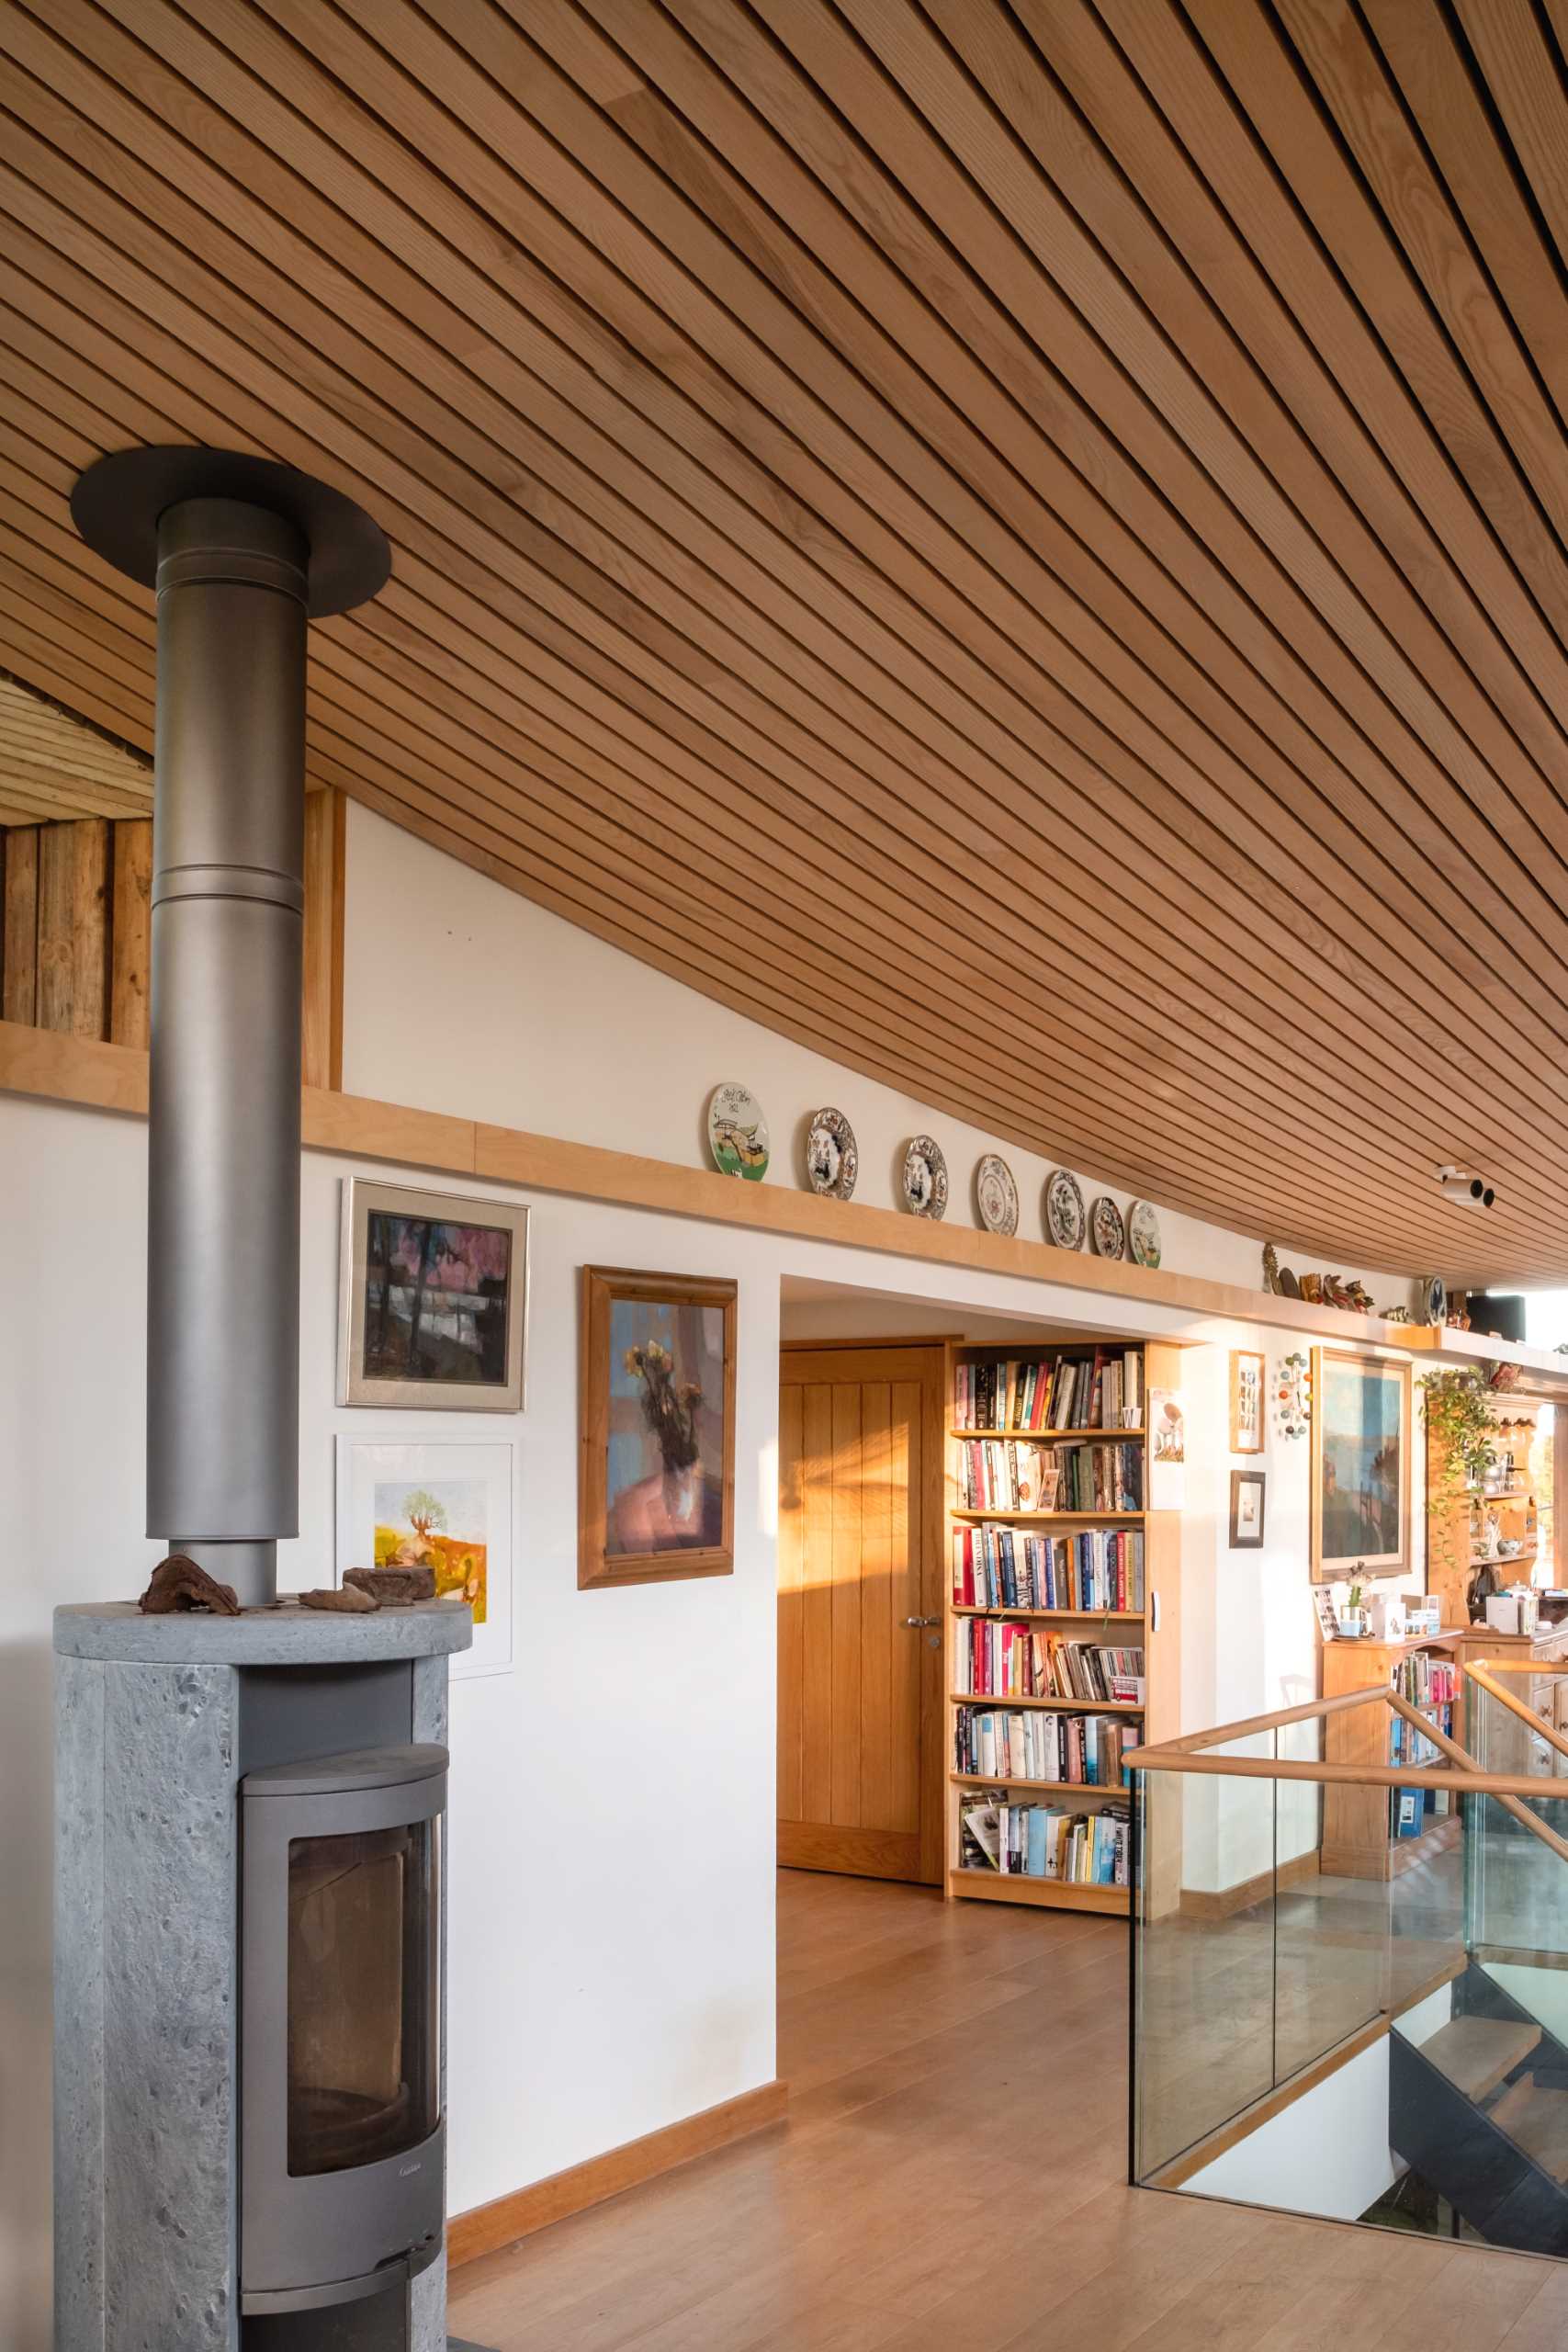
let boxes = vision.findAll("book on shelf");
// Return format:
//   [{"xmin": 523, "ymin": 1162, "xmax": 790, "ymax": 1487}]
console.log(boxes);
[
  {"xmin": 953, "ymin": 1618, "xmax": 1145, "ymax": 1703},
  {"xmin": 952, "ymin": 1522, "xmax": 1145, "ymax": 1612},
  {"xmin": 953, "ymin": 1349, "xmax": 1144, "ymax": 1433},
  {"xmin": 958, "ymin": 1792, "xmax": 1132, "ymax": 1885},
  {"xmin": 955, "ymin": 1438, "xmax": 1144, "ymax": 1512},
  {"xmin": 953, "ymin": 1702, "xmax": 1138, "ymax": 1786},
  {"xmin": 1388, "ymin": 1673, "xmax": 1455, "ymax": 1833}
]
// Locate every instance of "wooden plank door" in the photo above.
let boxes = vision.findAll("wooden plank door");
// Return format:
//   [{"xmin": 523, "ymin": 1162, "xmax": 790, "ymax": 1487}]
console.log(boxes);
[{"xmin": 777, "ymin": 1344, "xmax": 944, "ymax": 1883}]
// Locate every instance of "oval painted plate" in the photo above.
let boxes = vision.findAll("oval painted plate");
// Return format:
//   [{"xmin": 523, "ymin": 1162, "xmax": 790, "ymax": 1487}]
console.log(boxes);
[
  {"xmin": 902, "ymin": 1135, "xmax": 949, "ymax": 1220},
  {"xmin": 1043, "ymin": 1167, "xmax": 1086, "ymax": 1251},
  {"xmin": 1089, "ymin": 1194, "xmax": 1127, "ymax": 1260},
  {"xmin": 975, "ymin": 1153, "xmax": 1019, "ymax": 1237},
  {"xmin": 1424, "ymin": 1273, "xmax": 1447, "ymax": 1325},
  {"xmin": 706, "ymin": 1081, "xmax": 770, "ymax": 1182},
  {"xmin": 1127, "ymin": 1199, "xmax": 1162, "ymax": 1270},
  {"xmin": 805, "ymin": 1106, "xmax": 858, "ymax": 1201}
]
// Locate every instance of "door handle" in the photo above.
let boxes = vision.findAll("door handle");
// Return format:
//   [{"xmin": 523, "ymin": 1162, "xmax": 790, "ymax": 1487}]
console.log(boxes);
[{"xmin": 903, "ymin": 1615, "xmax": 941, "ymax": 1628}]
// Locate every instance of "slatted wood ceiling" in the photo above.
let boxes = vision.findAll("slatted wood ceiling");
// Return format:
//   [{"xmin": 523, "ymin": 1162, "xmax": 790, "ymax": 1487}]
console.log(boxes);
[{"xmin": 7, "ymin": 2, "xmax": 1568, "ymax": 1281}]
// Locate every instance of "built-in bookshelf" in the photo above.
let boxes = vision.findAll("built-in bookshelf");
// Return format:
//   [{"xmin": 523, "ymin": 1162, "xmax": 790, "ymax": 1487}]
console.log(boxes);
[
  {"xmin": 945, "ymin": 1338, "xmax": 1184, "ymax": 1916},
  {"xmin": 1320, "ymin": 1633, "xmax": 1463, "ymax": 1880}
]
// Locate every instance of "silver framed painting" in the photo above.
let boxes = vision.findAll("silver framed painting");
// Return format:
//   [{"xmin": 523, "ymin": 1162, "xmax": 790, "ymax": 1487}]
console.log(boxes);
[{"xmin": 338, "ymin": 1177, "xmax": 530, "ymax": 1410}]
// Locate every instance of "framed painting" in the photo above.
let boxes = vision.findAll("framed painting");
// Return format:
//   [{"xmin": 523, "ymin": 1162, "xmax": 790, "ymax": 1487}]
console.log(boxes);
[
  {"xmin": 334, "ymin": 1436, "xmax": 513, "ymax": 1679},
  {"xmin": 1147, "ymin": 1387, "xmax": 1186, "ymax": 1510},
  {"xmin": 1310, "ymin": 1349, "xmax": 1410, "ymax": 1583},
  {"xmin": 338, "ymin": 1178, "xmax": 529, "ymax": 1410},
  {"xmin": 1229, "ymin": 1467, "xmax": 1267, "ymax": 1549},
  {"xmin": 1229, "ymin": 1349, "xmax": 1265, "ymax": 1454},
  {"xmin": 579, "ymin": 1266, "xmax": 737, "ymax": 1589}
]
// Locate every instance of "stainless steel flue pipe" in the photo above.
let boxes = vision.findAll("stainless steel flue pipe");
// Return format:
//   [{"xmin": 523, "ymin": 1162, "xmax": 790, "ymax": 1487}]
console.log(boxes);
[
  {"xmin": 147, "ymin": 498, "xmax": 309, "ymax": 1605},
  {"xmin": 72, "ymin": 448, "xmax": 389, "ymax": 1608}
]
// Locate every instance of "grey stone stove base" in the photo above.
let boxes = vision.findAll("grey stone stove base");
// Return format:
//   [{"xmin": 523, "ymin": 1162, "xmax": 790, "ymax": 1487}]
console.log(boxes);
[{"xmin": 53, "ymin": 1600, "xmax": 470, "ymax": 2352}]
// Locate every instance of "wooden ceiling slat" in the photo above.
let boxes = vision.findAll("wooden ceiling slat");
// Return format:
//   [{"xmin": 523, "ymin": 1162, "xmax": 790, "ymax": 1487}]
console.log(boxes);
[
  {"xmin": 3, "ymin": 477, "xmax": 1481, "ymax": 1247},
  {"xmin": 6, "ymin": 0, "xmax": 1568, "ymax": 1275},
  {"xmin": 1174, "ymin": 0, "xmax": 1568, "ymax": 663},
  {"xmin": 8, "ymin": 192, "xmax": 1561, "ymax": 1204},
  {"xmin": 967, "ymin": 0, "xmax": 1568, "ymax": 797},
  {"xmin": 744, "ymin": 0, "xmax": 1568, "ymax": 943},
  {"xmin": 12, "ymin": 345, "xmax": 1568, "ymax": 1241},
  {"xmin": 581, "ymin": 0, "xmax": 1568, "ymax": 1044}
]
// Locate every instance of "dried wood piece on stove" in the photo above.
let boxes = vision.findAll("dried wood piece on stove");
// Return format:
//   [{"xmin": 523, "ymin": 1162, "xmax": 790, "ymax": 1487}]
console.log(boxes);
[
  {"xmin": 137, "ymin": 1553, "xmax": 242, "ymax": 1615},
  {"xmin": 299, "ymin": 1585, "xmax": 380, "ymax": 1612},
  {"xmin": 344, "ymin": 1564, "xmax": 436, "ymax": 1607}
]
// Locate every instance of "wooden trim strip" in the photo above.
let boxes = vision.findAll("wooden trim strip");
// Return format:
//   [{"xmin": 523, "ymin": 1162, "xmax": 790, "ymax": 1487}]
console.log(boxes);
[
  {"xmin": 1176, "ymin": 1849, "xmax": 1319, "ymax": 1921},
  {"xmin": 446, "ymin": 2079, "xmax": 788, "ymax": 2267},
  {"xmin": 13, "ymin": 1016, "xmax": 1568, "ymax": 1384}
]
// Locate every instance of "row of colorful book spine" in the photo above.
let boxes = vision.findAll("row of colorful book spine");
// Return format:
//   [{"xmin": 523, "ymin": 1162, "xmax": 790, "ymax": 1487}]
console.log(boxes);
[
  {"xmin": 953, "ymin": 1620, "xmax": 1145, "ymax": 1703},
  {"xmin": 952, "ymin": 1523, "xmax": 1145, "ymax": 1611}
]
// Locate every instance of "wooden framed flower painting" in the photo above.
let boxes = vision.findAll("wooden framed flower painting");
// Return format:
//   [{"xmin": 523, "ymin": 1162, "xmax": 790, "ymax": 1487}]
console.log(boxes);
[{"xmin": 579, "ymin": 1266, "xmax": 738, "ymax": 1589}]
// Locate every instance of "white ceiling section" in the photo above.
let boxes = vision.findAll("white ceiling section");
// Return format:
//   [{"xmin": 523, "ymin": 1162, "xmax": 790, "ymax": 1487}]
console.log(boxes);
[{"xmin": 4, "ymin": 1, "xmax": 1568, "ymax": 1280}]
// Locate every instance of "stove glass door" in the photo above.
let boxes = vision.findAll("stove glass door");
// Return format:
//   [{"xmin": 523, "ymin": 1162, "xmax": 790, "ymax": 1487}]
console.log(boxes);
[{"xmin": 286, "ymin": 1815, "xmax": 440, "ymax": 2177}]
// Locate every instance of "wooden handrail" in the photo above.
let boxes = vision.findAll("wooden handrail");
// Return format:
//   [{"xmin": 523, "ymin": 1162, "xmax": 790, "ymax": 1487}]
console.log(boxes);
[
  {"xmin": 1464, "ymin": 1657, "xmax": 1568, "ymax": 1773},
  {"xmin": 1388, "ymin": 1689, "xmax": 1568, "ymax": 1867},
  {"xmin": 1147, "ymin": 1686, "xmax": 1383, "ymax": 1756}
]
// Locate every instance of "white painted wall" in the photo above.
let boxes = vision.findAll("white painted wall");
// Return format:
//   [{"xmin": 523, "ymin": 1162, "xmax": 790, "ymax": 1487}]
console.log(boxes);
[
  {"xmin": 1182, "ymin": 2037, "xmax": 1400, "ymax": 2222},
  {"xmin": 1, "ymin": 808, "xmax": 1427, "ymax": 2345}
]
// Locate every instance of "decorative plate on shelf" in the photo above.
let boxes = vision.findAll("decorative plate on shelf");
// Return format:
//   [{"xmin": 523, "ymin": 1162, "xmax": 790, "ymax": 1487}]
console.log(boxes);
[
  {"xmin": 1423, "ymin": 1273, "xmax": 1447, "ymax": 1326},
  {"xmin": 1089, "ymin": 1194, "xmax": 1127, "ymax": 1260},
  {"xmin": 706, "ymin": 1081, "xmax": 770, "ymax": 1182},
  {"xmin": 804, "ymin": 1106, "xmax": 858, "ymax": 1201},
  {"xmin": 1043, "ymin": 1167, "xmax": 1086, "ymax": 1251},
  {"xmin": 975, "ymin": 1154, "xmax": 1019, "ymax": 1237},
  {"xmin": 1127, "ymin": 1200, "xmax": 1161, "ymax": 1270},
  {"xmin": 901, "ymin": 1136, "xmax": 949, "ymax": 1220}
]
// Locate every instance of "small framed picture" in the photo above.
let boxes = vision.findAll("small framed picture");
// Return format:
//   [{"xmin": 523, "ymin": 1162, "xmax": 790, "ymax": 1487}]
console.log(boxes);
[
  {"xmin": 335, "ymin": 1436, "xmax": 513, "ymax": 1679},
  {"xmin": 1230, "ymin": 1468, "xmax": 1267, "ymax": 1549},
  {"xmin": 338, "ymin": 1179, "xmax": 529, "ymax": 1410},
  {"xmin": 580, "ymin": 1266, "xmax": 737, "ymax": 1589},
  {"xmin": 1229, "ymin": 1350, "xmax": 1265, "ymax": 1454}
]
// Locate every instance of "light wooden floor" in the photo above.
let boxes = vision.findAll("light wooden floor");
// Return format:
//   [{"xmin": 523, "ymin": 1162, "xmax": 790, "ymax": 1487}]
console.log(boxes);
[{"xmin": 447, "ymin": 1869, "xmax": 1568, "ymax": 2351}]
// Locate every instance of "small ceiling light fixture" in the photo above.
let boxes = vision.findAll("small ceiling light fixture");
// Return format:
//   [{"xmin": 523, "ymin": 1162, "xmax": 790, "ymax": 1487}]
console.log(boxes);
[{"xmin": 1438, "ymin": 1163, "xmax": 1496, "ymax": 1209}]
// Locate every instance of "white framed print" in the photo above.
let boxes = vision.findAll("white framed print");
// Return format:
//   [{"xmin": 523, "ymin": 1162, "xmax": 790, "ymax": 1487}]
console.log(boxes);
[{"xmin": 335, "ymin": 1435, "xmax": 513, "ymax": 1679}]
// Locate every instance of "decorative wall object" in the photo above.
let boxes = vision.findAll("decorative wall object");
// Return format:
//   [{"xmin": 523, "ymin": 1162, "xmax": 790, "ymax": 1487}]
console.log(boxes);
[
  {"xmin": 975, "ymin": 1153, "xmax": 1019, "ymax": 1236},
  {"xmin": 901, "ymin": 1136, "xmax": 949, "ymax": 1220},
  {"xmin": 1043, "ymin": 1167, "xmax": 1086, "ymax": 1250},
  {"xmin": 1089, "ymin": 1194, "xmax": 1126, "ymax": 1260},
  {"xmin": 1126, "ymin": 1200, "xmax": 1161, "ymax": 1269},
  {"xmin": 579, "ymin": 1266, "xmax": 737, "ymax": 1589},
  {"xmin": 337, "ymin": 1178, "xmax": 529, "ymax": 1410},
  {"xmin": 1274, "ymin": 1352, "xmax": 1311, "ymax": 1440},
  {"xmin": 1148, "ymin": 1387, "xmax": 1186, "ymax": 1509},
  {"xmin": 1229, "ymin": 1468, "xmax": 1267, "ymax": 1548},
  {"xmin": 1423, "ymin": 1274, "xmax": 1448, "ymax": 1326},
  {"xmin": 1312, "ymin": 1587, "xmax": 1341, "ymax": 1644},
  {"xmin": 335, "ymin": 1434, "xmax": 513, "ymax": 1678},
  {"xmin": 706, "ymin": 1081, "xmax": 770, "ymax": 1181},
  {"xmin": 804, "ymin": 1106, "xmax": 857, "ymax": 1200},
  {"xmin": 1310, "ymin": 1349, "xmax": 1411, "ymax": 1583},
  {"xmin": 1229, "ymin": 1349, "xmax": 1266, "ymax": 1453}
]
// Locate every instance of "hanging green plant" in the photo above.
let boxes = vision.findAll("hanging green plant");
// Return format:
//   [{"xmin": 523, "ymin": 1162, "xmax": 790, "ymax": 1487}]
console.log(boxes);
[{"xmin": 1420, "ymin": 1366, "xmax": 1496, "ymax": 1503}]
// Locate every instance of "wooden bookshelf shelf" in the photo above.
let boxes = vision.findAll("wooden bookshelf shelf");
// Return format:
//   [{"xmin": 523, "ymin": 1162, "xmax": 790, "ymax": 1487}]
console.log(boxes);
[
  {"xmin": 948, "ymin": 1426, "xmax": 1145, "ymax": 1441},
  {"xmin": 952, "ymin": 1509, "xmax": 1146, "ymax": 1523},
  {"xmin": 950, "ymin": 1691, "xmax": 1144, "ymax": 1712},
  {"xmin": 944, "ymin": 1336, "xmax": 1182, "ymax": 1914},
  {"xmin": 952, "ymin": 1605, "xmax": 1145, "ymax": 1623},
  {"xmin": 951, "ymin": 1772, "xmax": 1131, "ymax": 1795},
  {"xmin": 949, "ymin": 1868, "xmax": 1129, "ymax": 1914}
]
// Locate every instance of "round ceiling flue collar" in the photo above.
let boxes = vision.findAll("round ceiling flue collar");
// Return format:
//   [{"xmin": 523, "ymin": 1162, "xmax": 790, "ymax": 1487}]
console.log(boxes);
[{"xmin": 70, "ymin": 446, "xmax": 391, "ymax": 618}]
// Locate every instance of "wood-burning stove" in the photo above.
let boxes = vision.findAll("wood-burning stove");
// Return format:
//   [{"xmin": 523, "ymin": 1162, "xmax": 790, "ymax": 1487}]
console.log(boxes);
[{"xmin": 240, "ymin": 1747, "xmax": 447, "ymax": 2317}]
